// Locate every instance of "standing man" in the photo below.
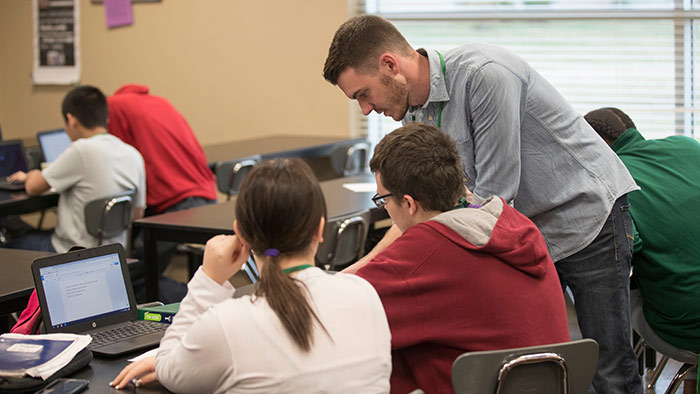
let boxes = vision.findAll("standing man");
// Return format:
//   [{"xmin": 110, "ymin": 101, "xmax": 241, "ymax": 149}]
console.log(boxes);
[
  {"xmin": 323, "ymin": 15, "xmax": 642, "ymax": 393},
  {"xmin": 4, "ymin": 85, "xmax": 146, "ymax": 253}
]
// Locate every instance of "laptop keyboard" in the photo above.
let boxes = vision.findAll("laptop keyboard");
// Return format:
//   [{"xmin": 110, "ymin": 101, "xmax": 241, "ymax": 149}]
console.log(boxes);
[{"xmin": 89, "ymin": 320, "xmax": 167, "ymax": 348}]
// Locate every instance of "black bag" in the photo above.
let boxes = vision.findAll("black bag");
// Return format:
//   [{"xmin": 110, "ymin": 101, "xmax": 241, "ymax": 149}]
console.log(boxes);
[{"xmin": 0, "ymin": 348, "xmax": 93, "ymax": 394}]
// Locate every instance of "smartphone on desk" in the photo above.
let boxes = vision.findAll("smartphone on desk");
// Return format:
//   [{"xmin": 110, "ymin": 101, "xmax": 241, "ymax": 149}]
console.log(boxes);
[{"xmin": 35, "ymin": 378, "xmax": 89, "ymax": 394}]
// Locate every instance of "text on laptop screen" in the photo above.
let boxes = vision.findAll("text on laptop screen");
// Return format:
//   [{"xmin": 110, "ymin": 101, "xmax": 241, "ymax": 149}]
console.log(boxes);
[
  {"xmin": 39, "ymin": 252, "xmax": 130, "ymax": 329},
  {"xmin": 38, "ymin": 129, "xmax": 71, "ymax": 163},
  {"xmin": 0, "ymin": 142, "xmax": 28, "ymax": 177}
]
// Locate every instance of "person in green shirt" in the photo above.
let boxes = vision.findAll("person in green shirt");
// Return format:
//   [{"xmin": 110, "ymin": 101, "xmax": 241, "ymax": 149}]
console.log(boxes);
[{"xmin": 586, "ymin": 107, "xmax": 700, "ymax": 392}]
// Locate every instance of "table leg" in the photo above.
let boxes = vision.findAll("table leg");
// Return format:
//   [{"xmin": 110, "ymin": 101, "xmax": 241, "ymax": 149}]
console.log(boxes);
[{"xmin": 143, "ymin": 228, "xmax": 159, "ymax": 302}]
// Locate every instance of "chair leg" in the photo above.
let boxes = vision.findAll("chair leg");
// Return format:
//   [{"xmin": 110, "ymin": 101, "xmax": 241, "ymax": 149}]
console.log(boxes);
[
  {"xmin": 634, "ymin": 335, "xmax": 645, "ymax": 358},
  {"xmin": 648, "ymin": 355, "xmax": 670, "ymax": 389},
  {"xmin": 664, "ymin": 363, "xmax": 695, "ymax": 394},
  {"xmin": 187, "ymin": 252, "xmax": 202, "ymax": 278}
]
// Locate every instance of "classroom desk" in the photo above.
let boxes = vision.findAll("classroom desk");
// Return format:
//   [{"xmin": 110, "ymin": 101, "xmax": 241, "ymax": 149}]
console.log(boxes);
[
  {"xmin": 134, "ymin": 173, "xmax": 385, "ymax": 301},
  {"xmin": 0, "ymin": 249, "xmax": 51, "ymax": 316},
  {"xmin": 202, "ymin": 135, "xmax": 365, "ymax": 165},
  {"xmin": 0, "ymin": 190, "xmax": 58, "ymax": 216},
  {"xmin": 0, "ymin": 249, "xmax": 51, "ymax": 332},
  {"xmin": 69, "ymin": 353, "xmax": 172, "ymax": 393},
  {"xmin": 203, "ymin": 135, "xmax": 367, "ymax": 182}
]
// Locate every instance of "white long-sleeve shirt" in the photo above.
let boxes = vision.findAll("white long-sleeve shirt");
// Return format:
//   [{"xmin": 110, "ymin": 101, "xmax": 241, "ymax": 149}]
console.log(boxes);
[{"xmin": 155, "ymin": 267, "xmax": 391, "ymax": 394}]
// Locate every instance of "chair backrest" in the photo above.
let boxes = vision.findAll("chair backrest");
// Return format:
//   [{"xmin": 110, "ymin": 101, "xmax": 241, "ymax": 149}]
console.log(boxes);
[
  {"xmin": 315, "ymin": 210, "xmax": 370, "ymax": 271},
  {"xmin": 452, "ymin": 339, "xmax": 599, "ymax": 394},
  {"xmin": 214, "ymin": 154, "xmax": 261, "ymax": 200},
  {"xmin": 84, "ymin": 190, "xmax": 136, "ymax": 246},
  {"xmin": 330, "ymin": 141, "xmax": 370, "ymax": 177},
  {"xmin": 24, "ymin": 145, "xmax": 44, "ymax": 170}
]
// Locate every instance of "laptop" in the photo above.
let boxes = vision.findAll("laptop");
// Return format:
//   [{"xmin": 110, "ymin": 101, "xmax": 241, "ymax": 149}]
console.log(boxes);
[
  {"xmin": 31, "ymin": 244, "xmax": 169, "ymax": 357},
  {"xmin": 37, "ymin": 128, "xmax": 71, "ymax": 164},
  {"xmin": 0, "ymin": 139, "xmax": 28, "ymax": 191}
]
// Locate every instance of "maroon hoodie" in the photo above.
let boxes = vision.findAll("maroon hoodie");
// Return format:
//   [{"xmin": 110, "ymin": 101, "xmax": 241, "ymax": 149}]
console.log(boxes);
[{"xmin": 357, "ymin": 197, "xmax": 570, "ymax": 394}]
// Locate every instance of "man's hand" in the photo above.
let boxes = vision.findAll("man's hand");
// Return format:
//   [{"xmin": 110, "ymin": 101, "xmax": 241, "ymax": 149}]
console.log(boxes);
[
  {"xmin": 110, "ymin": 356, "xmax": 158, "ymax": 390},
  {"xmin": 202, "ymin": 235, "xmax": 251, "ymax": 285},
  {"xmin": 7, "ymin": 171, "xmax": 28, "ymax": 183},
  {"xmin": 342, "ymin": 223, "xmax": 402, "ymax": 274},
  {"xmin": 9, "ymin": 169, "xmax": 51, "ymax": 195}
]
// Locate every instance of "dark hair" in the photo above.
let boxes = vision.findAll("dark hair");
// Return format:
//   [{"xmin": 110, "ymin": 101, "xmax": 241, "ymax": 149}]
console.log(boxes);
[
  {"xmin": 323, "ymin": 15, "xmax": 414, "ymax": 85},
  {"xmin": 61, "ymin": 85, "xmax": 108, "ymax": 129},
  {"xmin": 584, "ymin": 107, "xmax": 637, "ymax": 144},
  {"xmin": 235, "ymin": 158, "xmax": 328, "ymax": 352},
  {"xmin": 370, "ymin": 123, "xmax": 465, "ymax": 212}
]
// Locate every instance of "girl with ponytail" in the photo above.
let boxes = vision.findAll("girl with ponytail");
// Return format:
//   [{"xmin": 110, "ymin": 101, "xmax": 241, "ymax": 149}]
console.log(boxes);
[{"xmin": 112, "ymin": 158, "xmax": 391, "ymax": 394}]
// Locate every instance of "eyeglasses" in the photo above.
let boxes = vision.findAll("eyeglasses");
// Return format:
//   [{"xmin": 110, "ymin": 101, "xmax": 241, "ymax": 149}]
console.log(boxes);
[{"xmin": 371, "ymin": 192, "xmax": 393, "ymax": 209}]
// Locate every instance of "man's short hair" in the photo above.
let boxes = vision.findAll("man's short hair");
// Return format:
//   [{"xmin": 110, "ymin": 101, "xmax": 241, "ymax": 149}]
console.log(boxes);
[
  {"xmin": 584, "ymin": 107, "xmax": 637, "ymax": 143},
  {"xmin": 370, "ymin": 123, "xmax": 465, "ymax": 212},
  {"xmin": 61, "ymin": 85, "xmax": 108, "ymax": 129},
  {"xmin": 323, "ymin": 15, "xmax": 414, "ymax": 85}
]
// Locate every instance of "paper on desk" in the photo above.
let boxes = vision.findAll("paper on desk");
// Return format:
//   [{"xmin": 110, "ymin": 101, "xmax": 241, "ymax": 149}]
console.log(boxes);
[
  {"xmin": 343, "ymin": 183, "xmax": 376, "ymax": 193},
  {"xmin": 129, "ymin": 347, "xmax": 159, "ymax": 362}
]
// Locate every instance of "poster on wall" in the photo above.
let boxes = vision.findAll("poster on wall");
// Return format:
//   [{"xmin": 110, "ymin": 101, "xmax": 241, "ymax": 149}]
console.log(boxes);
[{"xmin": 32, "ymin": 0, "xmax": 81, "ymax": 85}]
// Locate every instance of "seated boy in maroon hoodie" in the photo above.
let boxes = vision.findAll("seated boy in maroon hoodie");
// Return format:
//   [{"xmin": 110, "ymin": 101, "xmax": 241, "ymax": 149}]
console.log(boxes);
[{"xmin": 352, "ymin": 123, "xmax": 570, "ymax": 394}]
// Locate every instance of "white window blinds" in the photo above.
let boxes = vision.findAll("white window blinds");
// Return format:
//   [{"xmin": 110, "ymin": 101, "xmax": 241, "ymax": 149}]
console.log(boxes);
[{"xmin": 354, "ymin": 0, "xmax": 700, "ymax": 140}]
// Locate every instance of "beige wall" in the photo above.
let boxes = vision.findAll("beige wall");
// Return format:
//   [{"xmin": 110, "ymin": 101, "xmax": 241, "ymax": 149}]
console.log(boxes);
[{"xmin": 0, "ymin": 0, "xmax": 351, "ymax": 146}]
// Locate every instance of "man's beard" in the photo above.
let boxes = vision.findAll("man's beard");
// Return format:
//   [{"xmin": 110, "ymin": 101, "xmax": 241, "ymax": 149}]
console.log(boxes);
[{"xmin": 380, "ymin": 74, "xmax": 409, "ymax": 121}]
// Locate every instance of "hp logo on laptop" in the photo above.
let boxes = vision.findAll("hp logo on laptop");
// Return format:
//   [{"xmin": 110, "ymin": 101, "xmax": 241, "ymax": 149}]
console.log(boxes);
[{"xmin": 92, "ymin": 322, "xmax": 97, "ymax": 328}]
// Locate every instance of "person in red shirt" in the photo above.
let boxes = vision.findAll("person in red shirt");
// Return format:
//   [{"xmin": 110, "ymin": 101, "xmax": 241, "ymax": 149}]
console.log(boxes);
[
  {"xmin": 352, "ymin": 123, "xmax": 571, "ymax": 394},
  {"xmin": 107, "ymin": 84, "xmax": 217, "ymax": 302},
  {"xmin": 107, "ymin": 84, "xmax": 216, "ymax": 214}
]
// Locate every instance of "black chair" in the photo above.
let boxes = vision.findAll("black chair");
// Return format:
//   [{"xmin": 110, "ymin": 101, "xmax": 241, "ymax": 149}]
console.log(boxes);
[
  {"xmin": 330, "ymin": 141, "xmax": 370, "ymax": 177},
  {"xmin": 215, "ymin": 155, "xmax": 261, "ymax": 201},
  {"xmin": 315, "ymin": 210, "xmax": 370, "ymax": 271},
  {"xmin": 84, "ymin": 190, "xmax": 136, "ymax": 248},
  {"xmin": 452, "ymin": 339, "xmax": 599, "ymax": 394},
  {"xmin": 631, "ymin": 289, "xmax": 698, "ymax": 394}
]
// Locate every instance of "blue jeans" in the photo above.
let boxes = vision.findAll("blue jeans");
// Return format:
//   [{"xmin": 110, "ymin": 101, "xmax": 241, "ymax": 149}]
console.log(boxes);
[
  {"xmin": 556, "ymin": 195, "xmax": 643, "ymax": 394},
  {"xmin": 1, "ymin": 230, "xmax": 56, "ymax": 252}
]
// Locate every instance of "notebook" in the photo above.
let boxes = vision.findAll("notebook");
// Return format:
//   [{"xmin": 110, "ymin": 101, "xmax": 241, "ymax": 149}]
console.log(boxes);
[
  {"xmin": 31, "ymin": 244, "xmax": 168, "ymax": 357},
  {"xmin": 37, "ymin": 128, "xmax": 71, "ymax": 164},
  {"xmin": 0, "ymin": 139, "xmax": 28, "ymax": 191}
]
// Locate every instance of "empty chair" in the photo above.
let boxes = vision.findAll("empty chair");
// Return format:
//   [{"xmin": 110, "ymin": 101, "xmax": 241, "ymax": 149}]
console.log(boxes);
[
  {"xmin": 315, "ymin": 210, "xmax": 370, "ymax": 271},
  {"xmin": 84, "ymin": 190, "xmax": 136, "ymax": 247},
  {"xmin": 452, "ymin": 339, "xmax": 599, "ymax": 394},
  {"xmin": 215, "ymin": 154, "xmax": 261, "ymax": 200},
  {"xmin": 330, "ymin": 141, "xmax": 370, "ymax": 177}
]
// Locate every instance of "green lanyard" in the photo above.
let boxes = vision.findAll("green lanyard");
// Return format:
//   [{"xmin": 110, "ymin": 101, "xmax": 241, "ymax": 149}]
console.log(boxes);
[
  {"xmin": 412, "ymin": 50, "xmax": 446, "ymax": 128},
  {"xmin": 282, "ymin": 264, "xmax": 314, "ymax": 274}
]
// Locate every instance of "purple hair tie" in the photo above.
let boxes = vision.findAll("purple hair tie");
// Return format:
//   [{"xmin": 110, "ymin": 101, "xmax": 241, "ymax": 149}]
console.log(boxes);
[{"xmin": 264, "ymin": 248, "xmax": 280, "ymax": 257}]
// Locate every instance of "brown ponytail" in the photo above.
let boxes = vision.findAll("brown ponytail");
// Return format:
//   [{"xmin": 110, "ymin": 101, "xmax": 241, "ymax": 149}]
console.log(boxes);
[{"xmin": 234, "ymin": 158, "xmax": 328, "ymax": 352}]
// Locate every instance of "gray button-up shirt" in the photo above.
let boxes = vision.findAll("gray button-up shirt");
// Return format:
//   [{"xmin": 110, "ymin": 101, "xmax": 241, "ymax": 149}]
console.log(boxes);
[{"xmin": 405, "ymin": 44, "xmax": 638, "ymax": 262}]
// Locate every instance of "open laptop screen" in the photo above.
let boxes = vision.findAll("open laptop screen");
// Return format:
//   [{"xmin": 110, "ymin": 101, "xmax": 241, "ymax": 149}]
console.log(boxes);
[
  {"xmin": 38, "ymin": 252, "xmax": 130, "ymax": 330},
  {"xmin": 0, "ymin": 140, "xmax": 28, "ymax": 177},
  {"xmin": 37, "ymin": 128, "xmax": 71, "ymax": 163}
]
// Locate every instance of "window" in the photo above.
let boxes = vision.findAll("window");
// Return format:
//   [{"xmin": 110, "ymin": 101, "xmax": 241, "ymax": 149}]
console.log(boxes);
[{"xmin": 354, "ymin": 0, "xmax": 700, "ymax": 141}]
